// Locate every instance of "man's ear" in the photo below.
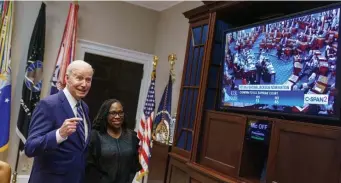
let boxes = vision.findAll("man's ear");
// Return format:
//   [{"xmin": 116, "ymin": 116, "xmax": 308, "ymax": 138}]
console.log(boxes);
[{"xmin": 64, "ymin": 74, "xmax": 69, "ymax": 84}]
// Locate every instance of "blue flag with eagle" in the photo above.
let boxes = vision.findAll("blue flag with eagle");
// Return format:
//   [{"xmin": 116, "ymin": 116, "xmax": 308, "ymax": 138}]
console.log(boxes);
[
  {"xmin": 0, "ymin": 1, "xmax": 14, "ymax": 152},
  {"xmin": 153, "ymin": 73, "xmax": 174, "ymax": 145}
]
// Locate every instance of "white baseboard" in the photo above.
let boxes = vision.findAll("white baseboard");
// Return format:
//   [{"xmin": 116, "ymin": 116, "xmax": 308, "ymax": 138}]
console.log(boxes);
[{"xmin": 12, "ymin": 175, "xmax": 29, "ymax": 183}]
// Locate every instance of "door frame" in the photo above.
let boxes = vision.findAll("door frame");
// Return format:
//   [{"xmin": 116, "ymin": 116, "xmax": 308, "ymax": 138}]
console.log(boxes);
[{"xmin": 76, "ymin": 39, "xmax": 154, "ymax": 131}]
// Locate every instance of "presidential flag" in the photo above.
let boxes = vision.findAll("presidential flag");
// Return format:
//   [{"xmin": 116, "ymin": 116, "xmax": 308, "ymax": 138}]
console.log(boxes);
[
  {"xmin": 16, "ymin": 2, "xmax": 46, "ymax": 151},
  {"xmin": 153, "ymin": 73, "xmax": 174, "ymax": 145},
  {"xmin": 136, "ymin": 57, "xmax": 157, "ymax": 181},
  {"xmin": 50, "ymin": 2, "xmax": 78, "ymax": 94},
  {"xmin": 0, "ymin": 1, "xmax": 14, "ymax": 152}
]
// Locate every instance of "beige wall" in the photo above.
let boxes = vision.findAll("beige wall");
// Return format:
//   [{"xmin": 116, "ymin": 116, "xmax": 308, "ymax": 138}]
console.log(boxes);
[
  {"xmin": 154, "ymin": 1, "xmax": 203, "ymax": 115},
  {"xmin": 41, "ymin": 1, "xmax": 159, "ymax": 98},
  {"xmin": 0, "ymin": 0, "xmax": 203, "ymax": 176}
]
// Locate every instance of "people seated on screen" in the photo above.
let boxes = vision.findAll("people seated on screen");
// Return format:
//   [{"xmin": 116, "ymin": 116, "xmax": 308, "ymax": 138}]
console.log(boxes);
[
  {"xmin": 223, "ymin": 8, "xmax": 339, "ymax": 99},
  {"xmin": 308, "ymin": 72, "xmax": 317, "ymax": 86}
]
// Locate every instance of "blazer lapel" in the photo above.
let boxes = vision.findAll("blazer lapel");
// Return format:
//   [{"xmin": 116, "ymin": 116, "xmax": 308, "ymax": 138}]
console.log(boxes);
[
  {"xmin": 58, "ymin": 91, "xmax": 84, "ymax": 149},
  {"xmin": 58, "ymin": 91, "xmax": 75, "ymax": 119}
]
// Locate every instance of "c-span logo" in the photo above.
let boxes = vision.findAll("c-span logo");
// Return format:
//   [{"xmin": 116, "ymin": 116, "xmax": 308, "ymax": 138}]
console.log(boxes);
[{"xmin": 304, "ymin": 94, "xmax": 329, "ymax": 105}]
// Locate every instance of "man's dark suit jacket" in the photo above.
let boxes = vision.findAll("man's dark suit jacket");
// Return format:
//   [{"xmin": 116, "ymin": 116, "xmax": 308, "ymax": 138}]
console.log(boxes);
[{"xmin": 25, "ymin": 91, "xmax": 91, "ymax": 183}]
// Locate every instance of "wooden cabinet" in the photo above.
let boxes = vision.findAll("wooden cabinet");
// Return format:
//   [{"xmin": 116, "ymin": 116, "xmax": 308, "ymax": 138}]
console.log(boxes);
[
  {"xmin": 198, "ymin": 111, "xmax": 246, "ymax": 177},
  {"xmin": 168, "ymin": 110, "xmax": 341, "ymax": 183},
  {"xmin": 267, "ymin": 120, "xmax": 341, "ymax": 183}
]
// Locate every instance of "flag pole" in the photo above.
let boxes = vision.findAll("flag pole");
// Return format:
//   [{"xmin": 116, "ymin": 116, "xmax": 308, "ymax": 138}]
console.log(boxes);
[
  {"xmin": 136, "ymin": 55, "xmax": 158, "ymax": 183},
  {"xmin": 12, "ymin": 148, "xmax": 20, "ymax": 183},
  {"xmin": 150, "ymin": 56, "xmax": 158, "ymax": 145},
  {"xmin": 167, "ymin": 53, "xmax": 176, "ymax": 145},
  {"xmin": 140, "ymin": 56, "xmax": 158, "ymax": 183}
]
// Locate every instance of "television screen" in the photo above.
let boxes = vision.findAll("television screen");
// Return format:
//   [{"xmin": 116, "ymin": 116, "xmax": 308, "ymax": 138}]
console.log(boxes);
[{"xmin": 221, "ymin": 6, "xmax": 341, "ymax": 119}]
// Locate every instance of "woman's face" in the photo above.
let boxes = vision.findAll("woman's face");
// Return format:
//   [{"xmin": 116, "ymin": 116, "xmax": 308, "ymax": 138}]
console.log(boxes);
[{"xmin": 107, "ymin": 102, "xmax": 124, "ymax": 129}]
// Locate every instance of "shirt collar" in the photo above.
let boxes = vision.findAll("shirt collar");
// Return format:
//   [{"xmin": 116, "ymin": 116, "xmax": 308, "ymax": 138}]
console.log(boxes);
[{"xmin": 63, "ymin": 87, "xmax": 78, "ymax": 108}]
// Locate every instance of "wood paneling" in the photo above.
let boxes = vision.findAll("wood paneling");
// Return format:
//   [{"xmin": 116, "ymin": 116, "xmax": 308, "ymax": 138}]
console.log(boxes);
[
  {"xmin": 168, "ymin": 165, "xmax": 188, "ymax": 183},
  {"xmin": 168, "ymin": 111, "xmax": 341, "ymax": 183},
  {"xmin": 199, "ymin": 111, "xmax": 246, "ymax": 177},
  {"xmin": 148, "ymin": 142, "xmax": 172, "ymax": 183},
  {"xmin": 167, "ymin": 157, "xmax": 223, "ymax": 183},
  {"xmin": 187, "ymin": 162, "xmax": 240, "ymax": 183},
  {"xmin": 267, "ymin": 120, "xmax": 341, "ymax": 183}
]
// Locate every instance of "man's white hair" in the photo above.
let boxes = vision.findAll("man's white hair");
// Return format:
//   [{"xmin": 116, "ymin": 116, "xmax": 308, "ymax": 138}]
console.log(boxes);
[{"xmin": 66, "ymin": 60, "xmax": 93, "ymax": 75}]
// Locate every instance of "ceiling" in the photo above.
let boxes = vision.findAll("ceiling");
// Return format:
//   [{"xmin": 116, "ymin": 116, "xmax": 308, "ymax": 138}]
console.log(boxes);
[{"xmin": 124, "ymin": 1, "xmax": 184, "ymax": 11}]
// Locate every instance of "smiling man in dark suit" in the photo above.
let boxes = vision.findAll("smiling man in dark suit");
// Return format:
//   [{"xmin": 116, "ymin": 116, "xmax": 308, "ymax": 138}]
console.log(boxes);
[{"xmin": 25, "ymin": 60, "xmax": 94, "ymax": 183}]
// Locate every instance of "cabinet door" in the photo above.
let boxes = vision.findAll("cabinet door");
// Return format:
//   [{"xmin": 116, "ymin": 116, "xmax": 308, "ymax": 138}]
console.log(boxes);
[
  {"xmin": 199, "ymin": 111, "xmax": 246, "ymax": 177},
  {"xmin": 173, "ymin": 21, "xmax": 210, "ymax": 159},
  {"xmin": 267, "ymin": 120, "xmax": 341, "ymax": 183}
]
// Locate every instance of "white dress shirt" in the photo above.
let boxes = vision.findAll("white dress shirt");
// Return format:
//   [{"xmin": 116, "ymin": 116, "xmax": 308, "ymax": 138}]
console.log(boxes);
[{"xmin": 56, "ymin": 88, "xmax": 88, "ymax": 144}]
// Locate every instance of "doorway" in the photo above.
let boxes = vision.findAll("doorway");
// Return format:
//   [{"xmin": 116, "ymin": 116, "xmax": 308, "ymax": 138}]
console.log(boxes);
[
  {"xmin": 76, "ymin": 39, "xmax": 154, "ymax": 131},
  {"xmin": 83, "ymin": 53, "xmax": 144, "ymax": 130}
]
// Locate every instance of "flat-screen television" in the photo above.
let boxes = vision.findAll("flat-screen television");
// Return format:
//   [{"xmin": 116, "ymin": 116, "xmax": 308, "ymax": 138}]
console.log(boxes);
[{"xmin": 220, "ymin": 5, "xmax": 341, "ymax": 121}]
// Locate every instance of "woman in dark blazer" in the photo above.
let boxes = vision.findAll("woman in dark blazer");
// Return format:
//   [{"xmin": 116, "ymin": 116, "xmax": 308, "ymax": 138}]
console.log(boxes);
[{"xmin": 85, "ymin": 99, "xmax": 142, "ymax": 183}]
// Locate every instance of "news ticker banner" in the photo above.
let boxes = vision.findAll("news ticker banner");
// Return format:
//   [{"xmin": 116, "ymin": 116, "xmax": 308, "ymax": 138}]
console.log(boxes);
[{"xmin": 224, "ymin": 84, "xmax": 329, "ymax": 106}]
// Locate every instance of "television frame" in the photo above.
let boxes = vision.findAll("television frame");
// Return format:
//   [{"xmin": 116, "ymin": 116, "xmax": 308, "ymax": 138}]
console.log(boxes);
[{"xmin": 218, "ymin": 2, "xmax": 341, "ymax": 124}]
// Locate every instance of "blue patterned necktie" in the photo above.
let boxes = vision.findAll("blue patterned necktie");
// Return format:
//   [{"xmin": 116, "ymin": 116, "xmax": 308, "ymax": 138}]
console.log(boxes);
[{"xmin": 76, "ymin": 102, "xmax": 86, "ymax": 144}]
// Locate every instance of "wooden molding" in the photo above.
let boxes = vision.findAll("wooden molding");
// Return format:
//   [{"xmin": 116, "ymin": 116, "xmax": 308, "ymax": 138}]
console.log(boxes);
[
  {"xmin": 187, "ymin": 162, "xmax": 241, "ymax": 183},
  {"xmin": 183, "ymin": 1, "xmax": 242, "ymax": 20}
]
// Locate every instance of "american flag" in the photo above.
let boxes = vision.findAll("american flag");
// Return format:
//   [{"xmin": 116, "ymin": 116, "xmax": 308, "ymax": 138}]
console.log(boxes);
[{"xmin": 136, "ymin": 75, "xmax": 155, "ymax": 181}]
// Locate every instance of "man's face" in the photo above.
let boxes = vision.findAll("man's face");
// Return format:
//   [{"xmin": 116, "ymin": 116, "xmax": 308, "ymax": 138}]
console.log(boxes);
[{"xmin": 66, "ymin": 67, "xmax": 93, "ymax": 100}]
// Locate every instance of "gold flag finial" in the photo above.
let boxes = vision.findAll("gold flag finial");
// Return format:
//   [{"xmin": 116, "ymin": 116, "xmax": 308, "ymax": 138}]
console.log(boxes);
[
  {"xmin": 152, "ymin": 56, "xmax": 158, "ymax": 79},
  {"xmin": 168, "ymin": 53, "xmax": 176, "ymax": 70},
  {"xmin": 153, "ymin": 55, "xmax": 158, "ymax": 70},
  {"xmin": 168, "ymin": 53, "xmax": 176, "ymax": 82}
]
